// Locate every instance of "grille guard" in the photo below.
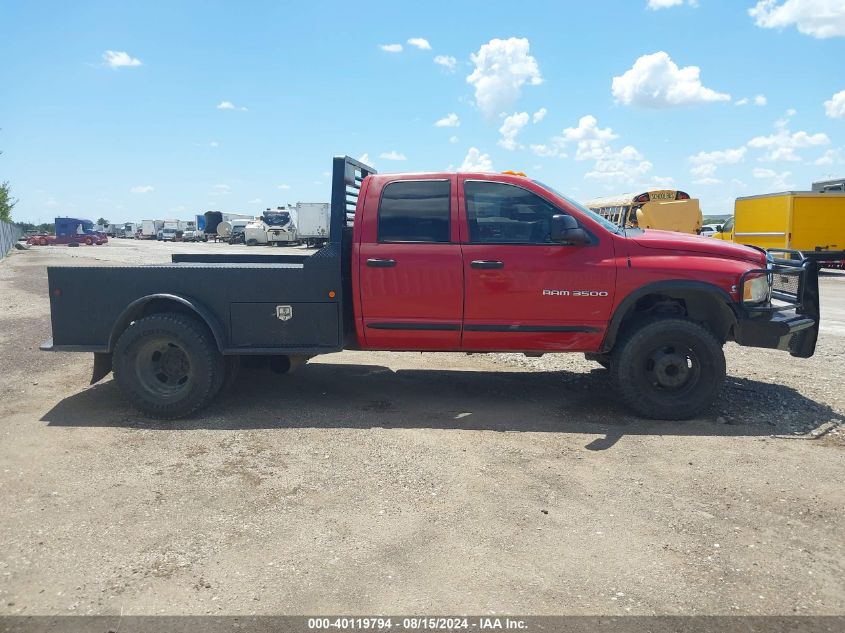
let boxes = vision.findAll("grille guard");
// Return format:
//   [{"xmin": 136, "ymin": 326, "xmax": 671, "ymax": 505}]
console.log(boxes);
[{"xmin": 738, "ymin": 249, "xmax": 820, "ymax": 359}]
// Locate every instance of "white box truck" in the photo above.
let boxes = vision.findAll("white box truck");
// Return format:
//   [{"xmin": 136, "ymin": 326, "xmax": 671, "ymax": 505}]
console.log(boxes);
[
  {"xmin": 295, "ymin": 202, "xmax": 330, "ymax": 247},
  {"xmin": 140, "ymin": 220, "xmax": 161, "ymax": 240}
]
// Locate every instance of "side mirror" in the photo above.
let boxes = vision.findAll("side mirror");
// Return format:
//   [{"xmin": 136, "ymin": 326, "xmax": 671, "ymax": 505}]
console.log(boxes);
[{"xmin": 551, "ymin": 214, "xmax": 591, "ymax": 245}]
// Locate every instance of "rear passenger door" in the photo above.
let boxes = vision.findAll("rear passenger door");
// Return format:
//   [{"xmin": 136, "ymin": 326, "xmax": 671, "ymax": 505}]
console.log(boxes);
[{"xmin": 357, "ymin": 176, "xmax": 464, "ymax": 349}]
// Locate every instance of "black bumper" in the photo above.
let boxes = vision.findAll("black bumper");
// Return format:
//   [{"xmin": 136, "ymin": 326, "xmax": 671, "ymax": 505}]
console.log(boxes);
[{"xmin": 735, "ymin": 252, "xmax": 820, "ymax": 358}]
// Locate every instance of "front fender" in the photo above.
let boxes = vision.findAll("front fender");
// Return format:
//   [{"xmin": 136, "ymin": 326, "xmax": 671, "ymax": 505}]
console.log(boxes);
[{"xmin": 601, "ymin": 280, "xmax": 738, "ymax": 352}]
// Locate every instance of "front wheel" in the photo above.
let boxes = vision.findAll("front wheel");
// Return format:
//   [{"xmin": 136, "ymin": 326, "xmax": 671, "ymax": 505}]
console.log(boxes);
[
  {"xmin": 611, "ymin": 318, "xmax": 725, "ymax": 420},
  {"xmin": 113, "ymin": 313, "xmax": 224, "ymax": 419}
]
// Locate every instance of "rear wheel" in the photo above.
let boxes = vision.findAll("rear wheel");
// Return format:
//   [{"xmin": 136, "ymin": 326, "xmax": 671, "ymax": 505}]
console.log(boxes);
[
  {"xmin": 246, "ymin": 238, "xmax": 258, "ymax": 246},
  {"xmin": 113, "ymin": 313, "xmax": 224, "ymax": 419},
  {"xmin": 85, "ymin": 236, "xmax": 93, "ymax": 245},
  {"xmin": 611, "ymin": 318, "xmax": 725, "ymax": 420}
]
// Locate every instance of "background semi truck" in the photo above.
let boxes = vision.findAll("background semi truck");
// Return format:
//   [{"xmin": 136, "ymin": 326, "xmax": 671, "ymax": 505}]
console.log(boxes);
[
  {"xmin": 714, "ymin": 191, "xmax": 845, "ymax": 267},
  {"xmin": 28, "ymin": 217, "xmax": 108, "ymax": 246}
]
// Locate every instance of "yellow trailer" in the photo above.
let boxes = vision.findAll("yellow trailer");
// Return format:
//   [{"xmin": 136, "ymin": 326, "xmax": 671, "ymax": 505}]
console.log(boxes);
[{"xmin": 714, "ymin": 191, "xmax": 845, "ymax": 266}]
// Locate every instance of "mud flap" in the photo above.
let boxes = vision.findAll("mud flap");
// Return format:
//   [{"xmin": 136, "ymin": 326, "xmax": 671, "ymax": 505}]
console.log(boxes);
[{"xmin": 91, "ymin": 352, "xmax": 113, "ymax": 384}]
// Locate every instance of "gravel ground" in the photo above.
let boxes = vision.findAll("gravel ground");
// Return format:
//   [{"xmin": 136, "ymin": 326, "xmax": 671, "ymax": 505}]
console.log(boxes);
[{"xmin": 0, "ymin": 239, "xmax": 842, "ymax": 616}]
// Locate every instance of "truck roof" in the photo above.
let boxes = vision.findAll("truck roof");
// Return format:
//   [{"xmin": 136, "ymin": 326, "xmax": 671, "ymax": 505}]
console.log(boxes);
[{"xmin": 737, "ymin": 191, "xmax": 845, "ymax": 201}]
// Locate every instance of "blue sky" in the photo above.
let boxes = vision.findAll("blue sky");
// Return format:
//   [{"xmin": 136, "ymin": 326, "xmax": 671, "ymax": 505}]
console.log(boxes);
[{"xmin": 1, "ymin": 0, "xmax": 844, "ymax": 224}]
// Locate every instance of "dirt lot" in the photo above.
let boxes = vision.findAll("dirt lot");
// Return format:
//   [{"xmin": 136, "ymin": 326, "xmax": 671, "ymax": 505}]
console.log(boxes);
[{"xmin": 0, "ymin": 240, "xmax": 842, "ymax": 616}]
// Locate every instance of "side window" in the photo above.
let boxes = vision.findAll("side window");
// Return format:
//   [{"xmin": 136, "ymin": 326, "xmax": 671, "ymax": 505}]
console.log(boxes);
[
  {"xmin": 378, "ymin": 180, "xmax": 451, "ymax": 243},
  {"xmin": 465, "ymin": 181, "xmax": 562, "ymax": 244},
  {"xmin": 721, "ymin": 217, "xmax": 734, "ymax": 232}
]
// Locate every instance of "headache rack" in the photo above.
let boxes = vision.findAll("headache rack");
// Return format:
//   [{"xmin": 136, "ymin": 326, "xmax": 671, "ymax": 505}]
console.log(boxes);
[{"xmin": 329, "ymin": 155, "xmax": 377, "ymax": 239}]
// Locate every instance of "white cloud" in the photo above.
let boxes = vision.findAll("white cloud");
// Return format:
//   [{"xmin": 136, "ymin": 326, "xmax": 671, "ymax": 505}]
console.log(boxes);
[
  {"xmin": 407, "ymin": 38, "xmax": 431, "ymax": 50},
  {"xmin": 585, "ymin": 145, "xmax": 653, "ymax": 184},
  {"xmin": 434, "ymin": 55, "xmax": 457, "ymax": 71},
  {"xmin": 824, "ymin": 90, "xmax": 845, "ymax": 118},
  {"xmin": 466, "ymin": 37, "xmax": 542, "ymax": 120},
  {"xmin": 379, "ymin": 150, "xmax": 407, "ymax": 160},
  {"xmin": 749, "ymin": 0, "xmax": 845, "ymax": 39},
  {"xmin": 753, "ymin": 167, "xmax": 794, "ymax": 189},
  {"xmin": 693, "ymin": 177, "xmax": 724, "ymax": 185},
  {"xmin": 736, "ymin": 94, "xmax": 768, "ymax": 106},
  {"xmin": 358, "ymin": 153, "xmax": 374, "ymax": 168},
  {"xmin": 753, "ymin": 167, "xmax": 778, "ymax": 178},
  {"xmin": 130, "ymin": 185, "xmax": 154, "ymax": 194},
  {"xmin": 209, "ymin": 141, "xmax": 219, "ymax": 147},
  {"xmin": 216, "ymin": 101, "xmax": 246, "ymax": 111},
  {"xmin": 380, "ymin": 43, "xmax": 403, "ymax": 53},
  {"xmin": 530, "ymin": 144, "xmax": 563, "ymax": 158},
  {"xmin": 554, "ymin": 115, "xmax": 619, "ymax": 160},
  {"xmin": 102, "ymin": 50, "xmax": 142, "ymax": 68},
  {"xmin": 248, "ymin": 198, "xmax": 263, "ymax": 204},
  {"xmin": 747, "ymin": 125, "xmax": 830, "ymax": 162},
  {"xmin": 647, "ymin": 0, "xmax": 684, "ymax": 9},
  {"xmin": 459, "ymin": 147, "xmax": 494, "ymax": 172},
  {"xmin": 815, "ymin": 149, "xmax": 843, "ymax": 165},
  {"xmin": 689, "ymin": 147, "xmax": 748, "ymax": 165},
  {"xmin": 648, "ymin": 176, "xmax": 676, "ymax": 188},
  {"xmin": 498, "ymin": 112, "xmax": 530, "ymax": 150},
  {"xmin": 688, "ymin": 146, "xmax": 746, "ymax": 180},
  {"xmin": 532, "ymin": 107, "xmax": 547, "ymax": 123},
  {"xmin": 277, "ymin": 184, "xmax": 291, "ymax": 190},
  {"xmin": 449, "ymin": 135, "xmax": 459, "ymax": 144},
  {"xmin": 434, "ymin": 112, "xmax": 460, "ymax": 127},
  {"xmin": 612, "ymin": 51, "xmax": 730, "ymax": 107}
]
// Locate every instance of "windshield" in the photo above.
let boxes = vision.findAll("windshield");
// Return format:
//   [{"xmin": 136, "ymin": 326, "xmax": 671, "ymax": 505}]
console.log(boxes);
[
  {"xmin": 264, "ymin": 211, "xmax": 291, "ymax": 226},
  {"xmin": 81, "ymin": 220, "xmax": 94, "ymax": 231},
  {"xmin": 533, "ymin": 180, "xmax": 623, "ymax": 235}
]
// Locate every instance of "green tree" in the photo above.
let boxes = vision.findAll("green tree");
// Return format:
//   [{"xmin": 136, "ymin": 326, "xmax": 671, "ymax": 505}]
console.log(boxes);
[
  {"xmin": 97, "ymin": 217, "xmax": 109, "ymax": 227},
  {"xmin": 0, "ymin": 180, "xmax": 17, "ymax": 223}
]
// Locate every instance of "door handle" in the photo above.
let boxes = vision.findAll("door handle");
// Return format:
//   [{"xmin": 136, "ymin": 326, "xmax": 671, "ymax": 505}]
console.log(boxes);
[
  {"xmin": 366, "ymin": 258, "xmax": 397, "ymax": 268},
  {"xmin": 471, "ymin": 260, "xmax": 504, "ymax": 269}
]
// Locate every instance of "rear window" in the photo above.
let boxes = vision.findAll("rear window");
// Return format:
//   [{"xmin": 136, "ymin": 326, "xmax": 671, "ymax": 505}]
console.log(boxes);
[{"xmin": 378, "ymin": 180, "xmax": 451, "ymax": 243}]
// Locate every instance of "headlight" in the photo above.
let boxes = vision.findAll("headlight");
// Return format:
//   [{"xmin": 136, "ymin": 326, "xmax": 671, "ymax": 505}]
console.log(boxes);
[{"xmin": 743, "ymin": 273, "xmax": 771, "ymax": 304}]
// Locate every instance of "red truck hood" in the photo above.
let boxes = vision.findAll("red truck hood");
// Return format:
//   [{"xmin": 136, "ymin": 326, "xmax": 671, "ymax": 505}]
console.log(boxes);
[{"xmin": 630, "ymin": 229, "xmax": 765, "ymax": 265}]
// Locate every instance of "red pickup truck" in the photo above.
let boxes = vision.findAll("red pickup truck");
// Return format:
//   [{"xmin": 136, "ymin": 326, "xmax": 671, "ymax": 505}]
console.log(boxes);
[{"xmin": 42, "ymin": 156, "xmax": 820, "ymax": 420}]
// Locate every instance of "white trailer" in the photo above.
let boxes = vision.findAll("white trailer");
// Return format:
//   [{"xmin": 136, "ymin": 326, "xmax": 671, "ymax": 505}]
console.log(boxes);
[
  {"xmin": 295, "ymin": 202, "xmax": 330, "ymax": 247},
  {"xmin": 140, "ymin": 220, "xmax": 162, "ymax": 239}
]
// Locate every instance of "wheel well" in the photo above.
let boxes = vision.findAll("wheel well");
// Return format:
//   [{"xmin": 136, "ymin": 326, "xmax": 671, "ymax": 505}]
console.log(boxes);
[
  {"xmin": 108, "ymin": 296, "xmax": 224, "ymax": 352},
  {"xmin": 604, "ymin": 289, "xmax": 737, "ymax": 351}
]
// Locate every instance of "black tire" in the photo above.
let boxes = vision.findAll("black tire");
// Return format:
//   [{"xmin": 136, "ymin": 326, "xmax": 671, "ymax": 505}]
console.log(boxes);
[
  {"xmin": 611, "ymin": 318, "xmax": 725, "ymax": 420},
  {"xmin": 113, "ymin": 313, "xmax": 224, "ymax": 419},
  {"xmin": 246, "ymin": 239, "xmax": 258, "ymax": 246}
]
